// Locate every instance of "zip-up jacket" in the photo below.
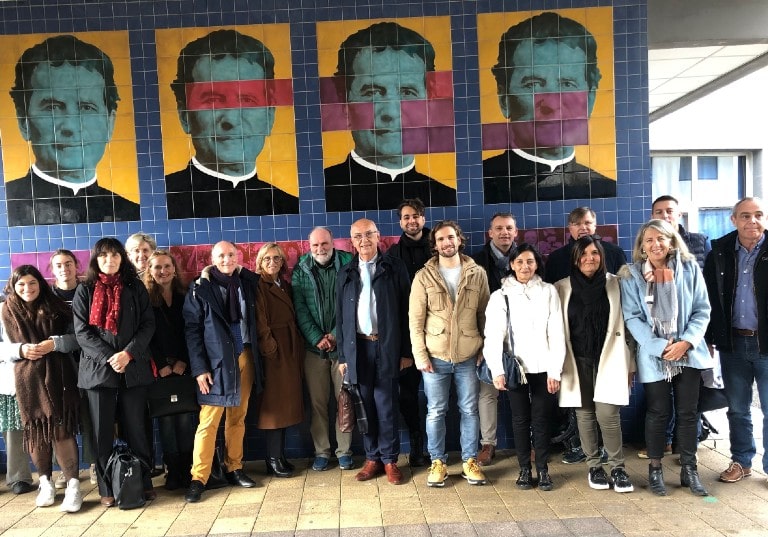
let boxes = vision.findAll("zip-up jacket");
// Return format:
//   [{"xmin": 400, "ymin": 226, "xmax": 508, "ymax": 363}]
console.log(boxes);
[{"xmin": 409, "ymin": 255, "xmax": 489, "ymax": 368}]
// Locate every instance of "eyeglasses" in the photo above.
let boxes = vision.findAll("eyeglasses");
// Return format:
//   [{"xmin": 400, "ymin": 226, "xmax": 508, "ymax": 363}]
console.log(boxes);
[
  {"xmin": 262, "ymin": 255, "xmax": 283, "ymax": 264},
  {"xmin": 351, "ymin": 230, "xmax": 379, "ymax": 242}
]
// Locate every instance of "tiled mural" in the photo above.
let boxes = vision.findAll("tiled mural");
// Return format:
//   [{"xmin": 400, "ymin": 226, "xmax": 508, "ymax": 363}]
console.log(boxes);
[{"xmin": 0, "ymin": 0, "xmax": 649, "ymax": 457}]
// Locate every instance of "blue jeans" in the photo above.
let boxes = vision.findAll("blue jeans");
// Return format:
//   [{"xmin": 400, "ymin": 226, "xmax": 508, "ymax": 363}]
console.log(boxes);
[
  {"xmin": 720, "ymin": 335, "xmax": 768, "ymax": 472},
  {"xmin": 422, "ymin": 357, "xmax": 479, "ymax": 463}
]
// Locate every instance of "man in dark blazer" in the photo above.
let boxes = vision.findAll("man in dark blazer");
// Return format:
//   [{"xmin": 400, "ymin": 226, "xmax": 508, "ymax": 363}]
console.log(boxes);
[{"xmin": 337, "ymin": 219, "xmax": 412, "ymax": 485}]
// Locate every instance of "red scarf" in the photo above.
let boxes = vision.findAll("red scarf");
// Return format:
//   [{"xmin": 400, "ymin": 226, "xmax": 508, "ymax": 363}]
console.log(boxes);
[{"xmin": 89, "ymin": 273, "xmax": 123, "ymax": 334}]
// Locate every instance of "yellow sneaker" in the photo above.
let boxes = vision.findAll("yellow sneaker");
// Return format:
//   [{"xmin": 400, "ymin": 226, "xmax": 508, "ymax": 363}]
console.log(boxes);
[
  {"xmin": 461, "ymin": 457, "xmax": 487, "ymax": 485},
  {"xmin": 427, "ymin": 459, "xmax": 448, "ymax": 487}
]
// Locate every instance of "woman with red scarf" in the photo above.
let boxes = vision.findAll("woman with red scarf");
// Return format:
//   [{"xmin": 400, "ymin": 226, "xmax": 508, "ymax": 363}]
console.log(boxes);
[
  {"xmin": 1, "ymin": 265, "xmax": 81, "ymax": 511},
  {"xmin": 73, "ymin": 238, "xmax": 156, "ymax": 507}
]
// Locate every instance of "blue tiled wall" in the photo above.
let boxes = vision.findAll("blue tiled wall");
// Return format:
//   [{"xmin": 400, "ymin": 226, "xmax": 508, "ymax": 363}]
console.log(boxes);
[{"xmin": 0, "ymin": 0, "xmax": 649, "ymax": 466}]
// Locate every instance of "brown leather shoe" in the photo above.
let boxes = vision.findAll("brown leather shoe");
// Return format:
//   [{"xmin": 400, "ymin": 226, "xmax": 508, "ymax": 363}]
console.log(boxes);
[
  {"xmin": 384, "ymin": 462, "xmax": 403, "ymax": 485},
  {"xmin": 355, "ymin": 460, "xmax": 384, "ymax": 481},
  {"xmin": 100, "ymin": 496, "xmax": 115, "ymax": 507},
  {"xmin": 720, "ymin": 461, "xmax": 752, "ymax": 482},
  {"xmin": 477, "ymin": 444, "xmax": 495, "ymax": 466}
]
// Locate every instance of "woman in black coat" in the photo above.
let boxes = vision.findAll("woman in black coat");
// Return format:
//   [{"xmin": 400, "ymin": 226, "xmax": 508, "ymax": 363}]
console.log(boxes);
[{"xmin": 73, "ymin": 238, "xmax": 156, "ymax": 507}]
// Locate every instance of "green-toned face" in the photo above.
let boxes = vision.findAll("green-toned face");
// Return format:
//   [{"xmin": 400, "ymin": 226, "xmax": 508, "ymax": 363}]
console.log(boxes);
[
  {"xmin": 182, "ymin": 54, "xmax": 275, "ymax": 177},
  {"xmin": 348, "ymin": 47, "xmax": 427, "ymax": 169},
  {"xmin": 20, "ymin": 62, "xmax": 115, "ymax": 184}
]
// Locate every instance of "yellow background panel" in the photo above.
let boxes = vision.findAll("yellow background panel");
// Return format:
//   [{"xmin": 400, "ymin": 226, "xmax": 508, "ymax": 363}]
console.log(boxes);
[
  {"xmin": 0, "ymin": 30, "xmax": 140, "ymax": 203},
  {"xmin": 156, "ymin": 24, "xmax": 298, "ymax": 196},
  {"xmin": 477, "ymin": 7, "xmax": 616, "ymax": 180}
]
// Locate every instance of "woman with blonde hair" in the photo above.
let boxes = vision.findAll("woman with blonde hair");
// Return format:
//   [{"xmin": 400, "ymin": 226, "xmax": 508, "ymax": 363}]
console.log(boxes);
[
  {"xmin": 144, "ymin": 250, "xmax": 195, "ymax": 490},
  {"xmin": 619, "ymin": 219, "xmax": 711, "ymax": 496},
  {"xmin": 254, "ymin": 242, "xmax": 304, "ymax": 477}
]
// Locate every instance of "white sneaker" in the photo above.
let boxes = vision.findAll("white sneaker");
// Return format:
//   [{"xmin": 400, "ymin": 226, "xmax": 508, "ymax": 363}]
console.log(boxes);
[
  {"xmin": 61, "ymin": 478, "xmax": 83, "ymax": 513},
  {"xmin": 54, "ymin": 472, "xmax": 67, "ymax": 490},
  {"xmin": 35, "ymin": 476, "xmax": 56, "ymax": 507}
]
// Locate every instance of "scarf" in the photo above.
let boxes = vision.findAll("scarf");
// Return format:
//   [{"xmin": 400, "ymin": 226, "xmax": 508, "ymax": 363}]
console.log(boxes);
[
  {"xmin": 569, "ymin": 268, "xmax": 609, "ymax": 363},
  {"xmin": 1, "ymin": 297, "xmax": 79, "ymax": 453},
  {"xmin": 89, "ymin": 272, "xmax": 123, "ymax": 335},
  {"xmin": 490, "ymin": 242, "xmax": 512, "ymax": 274},
  {"xmin": 210, "ymin": 266, "xmax": 242, "ymax": 323},
  {"xmin": 644, "ymin": 259, "xmax": 682, "ymax": 381}
]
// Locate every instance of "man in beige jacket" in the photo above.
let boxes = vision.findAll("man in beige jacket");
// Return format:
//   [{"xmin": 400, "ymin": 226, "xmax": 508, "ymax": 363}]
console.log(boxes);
[{"xmin": 409, "ymin": 220, "xmax": 490, "ymax": 487}]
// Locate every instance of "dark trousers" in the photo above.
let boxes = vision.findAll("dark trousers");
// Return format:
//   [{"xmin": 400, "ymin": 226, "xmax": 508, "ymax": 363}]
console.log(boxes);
[
  {"xmin": 644, "ymin": 366, "xmax": 701, "ymax": 466},
  {"xmin": 264, "ymin": 428, "xmax": 286, "ymax": 458},
  {"xmin": 87, "ymin": 385, "xmax": 152, "ymax": 496},
  {"xmin": 158, "ymin": 412, "xmax": 196, "ymax": 457},
  {"xmin": 398, "ymin": 365, "xmax": 423, "ymax": 434},
  {"xmin": 506, "ymin": 372, "xmax": 555, "ymax": 471},
  {"xmin": 356, "ymin": 339, "xmax": 400, "ymax": 464}
]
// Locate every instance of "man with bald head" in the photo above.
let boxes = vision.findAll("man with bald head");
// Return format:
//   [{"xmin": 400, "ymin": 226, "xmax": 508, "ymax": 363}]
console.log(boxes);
[
  {"xmin": 337, "ymin": 219, "xmax": 412, "ymax": 484},
  {"xmin": 292, "ymin": 227, "xmax": 354, "ymax": 471},
  {"xmin": 183, "ymin": 241, "xmax": 263, "ymax": 502}
]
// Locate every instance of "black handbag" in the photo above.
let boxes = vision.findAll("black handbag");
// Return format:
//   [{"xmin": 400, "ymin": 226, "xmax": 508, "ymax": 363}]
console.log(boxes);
[
  {"xmin": 205, "ymin": 446, "xmax": 229, "ymax": 490},
  {"xmin": 477, "ymin": 295, "xmax": 526, "ymax": 390},
  {"xmin": 698, "ymin": 385, "xmax": 728, "ymax": 413},
  {"xmin": 147, "ymin": 374, "xmax": 200, "ymax": 418},
  {"xmin": 105, "ymin": 443, "xmax": 148, "ymax": 510}
]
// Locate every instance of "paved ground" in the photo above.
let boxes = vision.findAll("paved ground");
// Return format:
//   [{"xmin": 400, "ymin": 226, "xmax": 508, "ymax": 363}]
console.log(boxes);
[{"xmin": 1, "ymin": 407, "xmax": 765, "ymax": 537}]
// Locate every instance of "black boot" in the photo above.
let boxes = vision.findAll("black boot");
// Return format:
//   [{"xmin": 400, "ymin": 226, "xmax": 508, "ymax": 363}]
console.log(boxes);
[
  {"xmin": 648, "ymin": 464, "xmax": 667, "ymax": 496},
  {"xmin": 164, "ymin": 452, "xmax": 181, "ymax": 491},
  {"xmin": 265, "ymin": 457, "xmax": 293, "ymax": 478},
  {"xmin": 516, "ymin": 467, "xmax": 533, "ymax": 490},
  {"xmin": 408, "ymin": 429, "xmax": 429, "ymax": 467},
  {"xmin": 680, "ymin": 464, "xmax": 709, "ymax": 496},
  {"xmin": 279, "ymin": 455, "xmax": 295, "ymax": 472}
]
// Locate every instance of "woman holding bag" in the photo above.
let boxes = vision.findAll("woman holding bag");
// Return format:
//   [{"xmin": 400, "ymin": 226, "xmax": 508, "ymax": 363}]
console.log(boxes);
[
  {"xmin": 73, "ymin": 238, "xmax": 156, "ymax": 507},
  {"xmin": 483, "ymin": 243, "xmax": 566, "ymax": 491},
  {"xmin": 619, "ymin": 220, "xmax": 712, "ymax": 496},
  {"xmin": 144, "ymin": 250, "xmax": 196, "ymax": 490},
  {"xmin": 555, "ymin": 237, "xmax": 635, "ymax": 493}
]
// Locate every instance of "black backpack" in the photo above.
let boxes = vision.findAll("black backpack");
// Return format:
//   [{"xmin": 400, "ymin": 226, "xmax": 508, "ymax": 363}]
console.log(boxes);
[{"xmin": 105, "ymin": 443, "xmax": 148, "ymax": 510}]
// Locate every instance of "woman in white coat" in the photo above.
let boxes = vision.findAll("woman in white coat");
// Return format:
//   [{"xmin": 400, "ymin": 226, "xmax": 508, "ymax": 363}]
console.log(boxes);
[
  {"xmin": 484, "ymin": 243, "xmax": 565, "ymax": 491},
  {"xmin": 556, "ymin": 237, "xmax": 635, "ymax": 493}
]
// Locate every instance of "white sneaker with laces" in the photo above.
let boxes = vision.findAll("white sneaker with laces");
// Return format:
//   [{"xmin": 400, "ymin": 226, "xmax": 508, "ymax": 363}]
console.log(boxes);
[
  {"xmin": 61, "ymin": 478, "xmax": 83, "ymax": 513},
  {"xmin": 36, "ymin": 475, "xmax": 56, "ymax": 507}
]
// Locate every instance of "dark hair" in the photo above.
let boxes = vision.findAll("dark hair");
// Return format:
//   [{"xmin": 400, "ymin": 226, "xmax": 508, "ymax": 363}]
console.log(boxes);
[
  {"xmin": 509, "ymin": 243, "xmax": 545, "ymax": 279},
  {"xmin": 49, "ymin": 248, "xmax": 80, "ymax": 270},
  {"xmin": 489, "ymin": 212, "xmax": 517, "ymax": 227},
  {"xmin": 335, "ymin": 22, "xmax": 435, "ymax": 93},
  {"xmin": 491, "ymin": 12, "xmax": 601, "ymax": 116},
  {"xmin": 10, "ymin": 35, "xmax": 119, "ymax": 118},
  {"xmin": 85, "ymin": 238, "xmax": 136, "ymax": 284},
  {"xmin": 652, "ymin": 195, "xmax": 679, "ymax": 208},
  {"xmin": 570, "ymin": 236, "xmax": 606, "ymax": 275},
  {"xmin": 429, "ymin": 220, "xmax": 466, "ymax": 254},
  {"xmin": 4, "ymin": 264, "xmax": 70, "ymax": 319},
  {"xmin": 170, "ymin": 29, "xmax": 275, "ymax": 109},
  {"xmin": 143, "ymin": 250, "xmax": 186, "ymax": 307},
  {"xmin": 397, "ymin": 198, "xmax": 425, "ymax": 218},
  {"xmin": 568, "ymin": 206, "xmax": 596, "ymax": 225}
]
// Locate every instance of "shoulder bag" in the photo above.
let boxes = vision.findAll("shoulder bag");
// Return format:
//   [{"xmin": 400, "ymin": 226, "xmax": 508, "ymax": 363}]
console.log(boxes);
[{"xmin": 477, "ymin": 295, "xmax": 527, "ymax": 390}]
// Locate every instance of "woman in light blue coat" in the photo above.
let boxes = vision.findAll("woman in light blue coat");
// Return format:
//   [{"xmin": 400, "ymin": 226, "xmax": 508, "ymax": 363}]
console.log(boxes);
[{"xmin": 619, "ymin": 219, "xmax": 711, "ymax": 497}]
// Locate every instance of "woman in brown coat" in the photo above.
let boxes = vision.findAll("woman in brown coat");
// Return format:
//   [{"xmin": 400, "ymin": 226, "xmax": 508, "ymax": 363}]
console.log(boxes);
[{"xmin": 255, "ymin": 242, "xmax": 304, "ymax": 477}]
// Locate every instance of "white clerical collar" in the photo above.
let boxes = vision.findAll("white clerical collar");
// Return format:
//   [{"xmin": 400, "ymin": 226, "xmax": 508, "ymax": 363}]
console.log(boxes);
[
  {"xmin": 512, "ymin": 148, "xmax": 575, "ymax": 172},
  {"xmin": 192, "ymin": 157, "xmax": 257, "ymax": 188},
  {"xmin": 32, "ymin": 164, "xmax": 97, "ymax": 196},
  {"xmin": 350, "ymin": 150, "xmax": 414, "ymax": 181}
]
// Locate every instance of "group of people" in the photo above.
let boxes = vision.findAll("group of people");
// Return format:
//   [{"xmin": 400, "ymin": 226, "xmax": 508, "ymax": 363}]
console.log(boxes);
[{"xmin": 2, "ymin": 194, "xmax": 767, "ymax": 509}]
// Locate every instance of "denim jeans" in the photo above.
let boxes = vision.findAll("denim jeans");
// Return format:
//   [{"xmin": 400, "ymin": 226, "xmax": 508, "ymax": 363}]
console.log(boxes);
[
  {"xmin": 422, "ymin": 357, "xmax": 479, "ymax": 462},
  {"xmin": 720, "ymin": 335, "xmax": 768, "ymax": 472}
]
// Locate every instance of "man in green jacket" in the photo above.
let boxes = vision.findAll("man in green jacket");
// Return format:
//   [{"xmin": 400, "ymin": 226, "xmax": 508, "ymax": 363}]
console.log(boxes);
[{"xmin": 292, "ymin": 227, "xmax": 354, "ymax": 471}]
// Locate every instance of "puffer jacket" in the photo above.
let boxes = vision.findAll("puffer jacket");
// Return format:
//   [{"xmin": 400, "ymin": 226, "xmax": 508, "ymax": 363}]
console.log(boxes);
[
  {"xmin": 184, "ymin": 265, "xmax": 263, "ymax": 407},
  {"xmin": 292, "ymin": 249, "xmax": 353, "ymax": 358},
  {"xmin": 409, "ymin": 255, "xmax": 489, "ymax": 368},
  {"xmin": 483, "ymin": 274, "xmax": 566, "ymax": 380},
  {"xmin": 73, "ymin": 278, "xmax": 155, "ymax": 389}
]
